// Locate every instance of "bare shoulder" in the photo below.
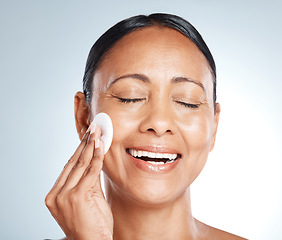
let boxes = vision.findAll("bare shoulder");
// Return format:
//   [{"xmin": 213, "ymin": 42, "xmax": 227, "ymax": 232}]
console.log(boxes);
[{"xmin": 195, "ymin": 218, "xmax": 248, "ymax": 240}]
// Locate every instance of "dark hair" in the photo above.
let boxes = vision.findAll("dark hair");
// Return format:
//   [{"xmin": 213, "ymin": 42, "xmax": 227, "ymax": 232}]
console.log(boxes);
[{"xmin": 83, "ymin": 13, "xmax": 216, "ymax": 107}]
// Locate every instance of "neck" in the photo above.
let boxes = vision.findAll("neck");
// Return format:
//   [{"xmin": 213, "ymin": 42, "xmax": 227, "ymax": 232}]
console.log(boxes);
[{"xmin": 105, "ymin": 179, "xmax": 199, "ymax": 240}]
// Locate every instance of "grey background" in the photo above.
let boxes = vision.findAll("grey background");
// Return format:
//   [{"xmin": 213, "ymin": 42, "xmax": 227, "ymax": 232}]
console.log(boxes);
[{"xmin": 1, "ymin": 0, "xmax": 281, "ymax": 239}]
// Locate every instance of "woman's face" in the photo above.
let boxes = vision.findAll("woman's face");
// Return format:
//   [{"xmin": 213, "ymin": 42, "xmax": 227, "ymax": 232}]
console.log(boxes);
[{"xmin": 91, "ymin": 27, "xmax": 220, "ymax": 205}]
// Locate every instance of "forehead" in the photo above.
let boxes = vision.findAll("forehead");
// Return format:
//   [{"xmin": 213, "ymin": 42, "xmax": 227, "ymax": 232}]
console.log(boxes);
[{"xmin": 95, "ymin": 26, "xmax": 213, "ymax": 90}]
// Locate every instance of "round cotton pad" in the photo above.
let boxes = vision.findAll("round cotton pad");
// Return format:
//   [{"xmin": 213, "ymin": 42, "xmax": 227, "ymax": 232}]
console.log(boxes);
[{"xmin": 93, "ymin": 113, "xmax": 113, "ymax": 154}]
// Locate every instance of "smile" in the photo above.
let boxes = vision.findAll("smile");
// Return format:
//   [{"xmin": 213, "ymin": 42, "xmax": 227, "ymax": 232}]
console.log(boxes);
[{"xmin": 128, "ymin": 148, "xmax": 180, "ymax": 164}]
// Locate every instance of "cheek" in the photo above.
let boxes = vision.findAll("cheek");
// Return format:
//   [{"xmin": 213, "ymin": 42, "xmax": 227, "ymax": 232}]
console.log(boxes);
[
  {"xmin": 180, "ymin": 112, "xmax": 213, "ymax": 150},
  {"xmin": 176, "ymin": 113, "xmax": 214, "ymax": 186},
  {"xmin": 110, "ymin": 111, "xmax": 138, "ymax": 143},
  {"xmin": 102, "ymin": 111, "xmax": 137, "ymax": 175}
]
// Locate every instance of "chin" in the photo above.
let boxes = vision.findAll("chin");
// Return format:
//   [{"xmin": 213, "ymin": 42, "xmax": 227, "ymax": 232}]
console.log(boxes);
[
  {"xmin": 104, "ymin": 170, "xmax": 188, "ymax": 207},
  {"xmin": 132, "ymin": 184, "xmax": 184, "ymax": 207}
]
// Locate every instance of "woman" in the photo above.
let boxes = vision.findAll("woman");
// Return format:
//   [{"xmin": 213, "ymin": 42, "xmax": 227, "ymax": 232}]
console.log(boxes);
[{"xmin": 45, "ymin": 13, "xmax": 246, "ymax": 240}]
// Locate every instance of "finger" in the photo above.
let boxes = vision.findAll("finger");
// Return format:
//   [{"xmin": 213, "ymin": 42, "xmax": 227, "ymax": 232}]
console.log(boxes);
[
  {"xmin": 61, "ymin": 126, "xmax": 102, "ymax": 190},
  {"xmin": 47, "ymin": 130, "xmax": 90, "ymax": 197},
  {"xmin": 76, "ymin": 138, "xmax": 105, "ymax": 191}
]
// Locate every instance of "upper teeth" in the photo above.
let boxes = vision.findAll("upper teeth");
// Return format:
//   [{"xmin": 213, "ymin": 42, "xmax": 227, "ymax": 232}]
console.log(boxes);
[{"xmin": 128, "ymin": 149, "xmax": 177, "ymax": 160}]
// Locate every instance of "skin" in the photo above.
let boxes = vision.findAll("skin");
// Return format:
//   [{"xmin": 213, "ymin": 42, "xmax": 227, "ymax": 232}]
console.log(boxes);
[{"xmin": 46, "ymin": 27, "xmax": 247, "ymax": 240}]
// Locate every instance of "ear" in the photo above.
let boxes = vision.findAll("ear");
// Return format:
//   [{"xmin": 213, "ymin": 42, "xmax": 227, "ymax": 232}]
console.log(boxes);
[
  {"xmin": 210, "ymin": 103, "xmax": 221, "ymax": 152},
  {"xmin": 74, "ymin": 91, "xmax": 91, "ymax": 140}
]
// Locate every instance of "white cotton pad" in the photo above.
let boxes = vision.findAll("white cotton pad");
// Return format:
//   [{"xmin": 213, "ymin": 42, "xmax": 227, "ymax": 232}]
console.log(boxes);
[{"xmin": 93, "ymin": 112, "xmax": 113, "ymax": 154}]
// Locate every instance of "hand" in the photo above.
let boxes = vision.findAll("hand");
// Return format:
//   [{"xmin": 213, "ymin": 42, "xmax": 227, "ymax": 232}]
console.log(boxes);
[{"xmin": 45, "ymin": 125, "xmax": 113, "ymax": 240}]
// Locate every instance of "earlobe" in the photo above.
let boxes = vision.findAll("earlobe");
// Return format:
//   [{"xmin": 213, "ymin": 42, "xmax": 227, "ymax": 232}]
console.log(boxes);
[
  {"xmin": 210, "ymin": 103, "xmax": 221, "ymax": 152},
  {"xmin": 74, "ymin": 91, "xmax": 91, "ymax": 140}
]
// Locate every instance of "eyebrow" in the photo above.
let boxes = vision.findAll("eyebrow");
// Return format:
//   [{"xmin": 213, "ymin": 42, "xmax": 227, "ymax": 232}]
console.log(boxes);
[
  {"xmin": 172, "ymin": 77, "xmax": 205, "ymax": 92},
  {"xmin": 109, "ymin": 74, "xmax": 149, "ymax": 87},
  {"xmin": 109, "ymin": 73, "xmax": 205, "ymax": 92}
]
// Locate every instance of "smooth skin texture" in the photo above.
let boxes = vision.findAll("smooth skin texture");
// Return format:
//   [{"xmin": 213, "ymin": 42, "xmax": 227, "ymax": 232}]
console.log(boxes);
[{"xmin": 46, "ymin": 27, "xmax": 246, "ymax": 240}]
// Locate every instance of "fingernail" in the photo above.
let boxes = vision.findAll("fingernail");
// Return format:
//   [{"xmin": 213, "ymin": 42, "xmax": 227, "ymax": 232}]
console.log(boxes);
[
  {"xmin": 90, "ymin": 123, "xmax": 97, "ymax": 134},
  {"xmin": 95, "ymin": 139, "xmax": 100, "ymax": 148}
]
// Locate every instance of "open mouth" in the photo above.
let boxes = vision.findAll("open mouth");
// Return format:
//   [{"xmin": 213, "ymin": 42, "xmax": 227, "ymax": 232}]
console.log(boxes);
[{"xmin": 127, "ymin": 148, "xmax": 181, "ymax": 164}]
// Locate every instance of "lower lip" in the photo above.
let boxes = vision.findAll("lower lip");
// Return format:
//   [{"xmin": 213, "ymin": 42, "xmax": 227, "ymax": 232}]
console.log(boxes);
[{"xmin": 128, "ymin": 153, "xmax": 179, "ymax": 173}]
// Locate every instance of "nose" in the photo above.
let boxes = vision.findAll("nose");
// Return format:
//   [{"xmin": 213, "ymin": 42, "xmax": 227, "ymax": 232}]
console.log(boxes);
[{"xmin": 139, "ymin": 101, "xmax": 175, "ymax": 137}]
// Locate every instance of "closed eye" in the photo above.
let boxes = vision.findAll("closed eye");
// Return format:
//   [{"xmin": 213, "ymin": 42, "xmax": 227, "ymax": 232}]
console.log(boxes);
[
  {"xmin": 175, "ymin": 101, "xmax": 200, "ymax": 109},
  {"xmin": 116, "ymin": 97, "xmax": 146, "ymax": 103}
]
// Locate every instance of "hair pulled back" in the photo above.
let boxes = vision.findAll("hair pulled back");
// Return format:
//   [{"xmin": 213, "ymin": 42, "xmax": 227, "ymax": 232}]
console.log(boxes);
[{"xmin": 83, "ymin": 13, "xmax": 216, "ymax": 105}]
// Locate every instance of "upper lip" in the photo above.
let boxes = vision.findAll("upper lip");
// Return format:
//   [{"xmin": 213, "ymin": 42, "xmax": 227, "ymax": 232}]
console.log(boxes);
[{"xmin": 126, "ymin": 145, "xmax": 180, "ymax": 155}]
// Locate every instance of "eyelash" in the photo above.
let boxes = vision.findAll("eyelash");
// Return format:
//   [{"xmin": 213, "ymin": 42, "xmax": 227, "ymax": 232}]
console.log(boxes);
[
  {"xmin": 115, "ymin": 97, "xmax": 200, "ymax": 109},
  {"xmin": 116, "ymin": 97, "xmax": 145, "ymax": 103},
  {"xmin": 175, "ymin": 101, "xmax": 200, "ymax": 109}
]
